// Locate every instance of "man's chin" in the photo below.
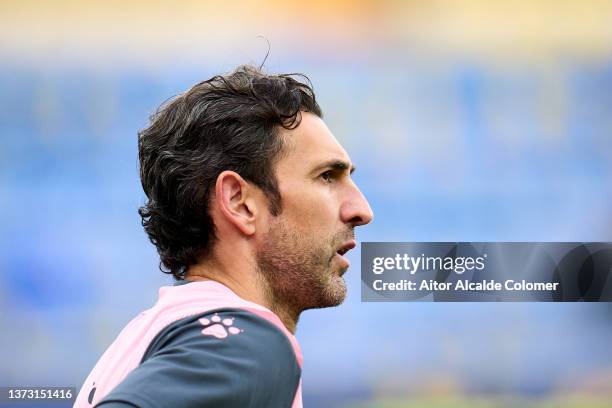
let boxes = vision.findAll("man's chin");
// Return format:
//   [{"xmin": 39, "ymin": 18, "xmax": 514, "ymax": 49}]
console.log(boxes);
[
  {"xmin": 301, "ymin": 275, "xmax": 347, "ymax": 310},
  {"xmin": 323, "ymin": 276, "xmax": 348, "ymax": 306}
]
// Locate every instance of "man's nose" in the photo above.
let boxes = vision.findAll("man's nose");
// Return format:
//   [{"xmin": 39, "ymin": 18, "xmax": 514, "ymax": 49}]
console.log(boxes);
[{"xmin": 340, "ymin": 184, "xmax": 374, "ymax": 227}]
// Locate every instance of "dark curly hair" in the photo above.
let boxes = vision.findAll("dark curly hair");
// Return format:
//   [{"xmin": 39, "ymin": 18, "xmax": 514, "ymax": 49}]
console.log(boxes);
[{"xmin": 138, "ymin": 65, "xmax": 322, "ymax": 280}]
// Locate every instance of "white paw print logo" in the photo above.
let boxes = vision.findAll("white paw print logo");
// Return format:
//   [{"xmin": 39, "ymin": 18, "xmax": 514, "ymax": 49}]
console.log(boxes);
[{"xmin": 199, "ymin": 313, "xmax": 242, "ymax": 339}]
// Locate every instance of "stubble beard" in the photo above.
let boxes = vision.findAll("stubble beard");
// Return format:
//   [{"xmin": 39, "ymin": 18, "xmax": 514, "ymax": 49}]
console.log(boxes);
[{"xmin": 256, "ymin": 219, "xmax": 352, "ymax": 318}]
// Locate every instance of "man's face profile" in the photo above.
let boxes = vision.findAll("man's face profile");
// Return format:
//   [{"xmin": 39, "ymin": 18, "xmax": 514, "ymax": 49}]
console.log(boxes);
[
  {"xmin": 138, "ymin": 66, "xmax": 371, "ymax": 326},
  {"xmin": 256, "ymin": 112, "xmax": 373, "ymax": 312}
]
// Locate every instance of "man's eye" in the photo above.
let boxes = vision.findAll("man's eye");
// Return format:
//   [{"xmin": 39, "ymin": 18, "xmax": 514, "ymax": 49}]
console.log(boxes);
[{"xmin": 320, "ymin": 170, "xmax": 334, "ymax": 183}]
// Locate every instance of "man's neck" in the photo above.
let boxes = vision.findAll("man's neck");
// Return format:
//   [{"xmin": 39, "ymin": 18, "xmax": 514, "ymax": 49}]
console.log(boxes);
[{"xmin": 185, "ymin": 260, "xmax": 300, "ymax": 334}]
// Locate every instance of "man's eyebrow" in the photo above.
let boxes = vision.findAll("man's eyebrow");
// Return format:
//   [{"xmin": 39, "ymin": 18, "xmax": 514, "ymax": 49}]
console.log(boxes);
[{"xmin": 313, "ymin": 159, "xmax": 356, "ymax": 174}]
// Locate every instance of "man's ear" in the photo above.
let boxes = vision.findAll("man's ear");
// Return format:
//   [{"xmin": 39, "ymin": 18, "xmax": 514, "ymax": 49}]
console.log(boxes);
[{"xmin": 214, "ymin": 171, "xmax": 257, "ymax": 236}]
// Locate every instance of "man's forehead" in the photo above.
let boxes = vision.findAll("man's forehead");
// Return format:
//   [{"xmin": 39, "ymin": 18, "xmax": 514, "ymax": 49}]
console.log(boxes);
[{"xmin": 278, "ymin": 112, "xmax": 352, "ymax": 171}]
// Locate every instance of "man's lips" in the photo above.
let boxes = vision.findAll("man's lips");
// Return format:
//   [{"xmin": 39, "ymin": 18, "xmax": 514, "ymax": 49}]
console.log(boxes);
[{"xmin": 336, "ymin": 239, "xmax": 356, "ymax": 257}]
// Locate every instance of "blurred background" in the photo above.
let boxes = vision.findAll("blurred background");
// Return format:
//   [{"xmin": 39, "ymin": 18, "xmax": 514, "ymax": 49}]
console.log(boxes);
[{"xmin": 1, "ymin": 1, "xmax": 611, "ymax": 407}]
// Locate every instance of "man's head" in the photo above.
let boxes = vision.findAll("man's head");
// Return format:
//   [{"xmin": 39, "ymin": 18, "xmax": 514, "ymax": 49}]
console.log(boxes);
[{"xmin": 139, "ymin": 65, "xmax": 372, "ymax": 312}]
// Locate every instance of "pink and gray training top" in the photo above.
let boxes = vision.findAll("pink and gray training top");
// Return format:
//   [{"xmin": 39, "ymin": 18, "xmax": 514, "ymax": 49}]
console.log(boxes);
[{"xmin": 74, "ymin": 280, "xmax": 303, "ymax": 408}]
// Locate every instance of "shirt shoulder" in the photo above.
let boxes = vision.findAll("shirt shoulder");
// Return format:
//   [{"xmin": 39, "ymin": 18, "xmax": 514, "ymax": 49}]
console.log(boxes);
[{"xmin": 96, "ymin": 308, "xmax": 301, "ymax": 408}]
